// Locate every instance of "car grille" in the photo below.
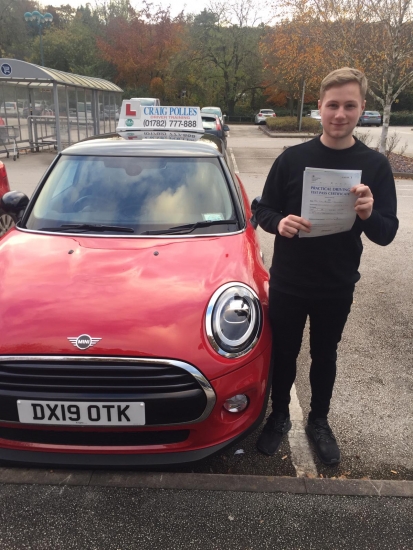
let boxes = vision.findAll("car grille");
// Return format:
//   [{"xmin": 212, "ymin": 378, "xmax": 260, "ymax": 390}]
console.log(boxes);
[
  {"xmin": 0, "ymin": 359, "xmax": 199, "ymax": 393},
  {"xmin": 0, "ymin": 426, "xmax": 189, "ymax": 447},
  {"xmin": 0, "ymin": 358, "xmax": 214, "ymax": 426}
]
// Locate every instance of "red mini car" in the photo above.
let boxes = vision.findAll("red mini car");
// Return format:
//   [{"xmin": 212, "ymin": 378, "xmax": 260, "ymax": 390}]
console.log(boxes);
[
  {"xmin": 0, "ymin": 160, "xmax": 15, "ymax": 236},
  {"xmin": 0, "ymin": 104, "xmax": 271, "ymax": 467}
]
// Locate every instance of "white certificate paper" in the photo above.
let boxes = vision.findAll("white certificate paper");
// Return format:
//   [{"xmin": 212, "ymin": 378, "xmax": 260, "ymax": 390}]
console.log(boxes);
[{"xmin": 299, "ymin": 168, "xmax": 361, "ymax": 238}]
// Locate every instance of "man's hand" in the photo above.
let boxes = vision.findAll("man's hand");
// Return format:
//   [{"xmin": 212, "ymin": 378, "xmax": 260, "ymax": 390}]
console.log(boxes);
[
  {"xmin": 351, "ymin": 184, "xmax": 374, "ymax": 220},
  {"xmin": 278, "ymin": 215, "xmax": 311, "ymax": 238}
]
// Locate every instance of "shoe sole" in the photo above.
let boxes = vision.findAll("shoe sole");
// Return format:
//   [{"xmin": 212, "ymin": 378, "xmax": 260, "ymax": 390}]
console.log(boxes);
[
  {"xmin": 256, "ymin": 419, "xmax": 292, "ymax": 456},
  {"xmin": 305, "ymin": 425, "xmax": 340, "ymax": 466}
]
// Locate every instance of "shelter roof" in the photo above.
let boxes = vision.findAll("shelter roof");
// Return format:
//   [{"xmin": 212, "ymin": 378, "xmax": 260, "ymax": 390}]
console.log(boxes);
[{"xmin": 0, "ymin": 59, "xmax": 122, "ymax": 92}]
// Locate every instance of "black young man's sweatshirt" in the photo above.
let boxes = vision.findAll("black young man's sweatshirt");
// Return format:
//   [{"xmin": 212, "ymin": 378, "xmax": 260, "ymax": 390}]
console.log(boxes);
[{"xmin": 256, "ymin": 136, "xmax": 399, "ymax": 298}]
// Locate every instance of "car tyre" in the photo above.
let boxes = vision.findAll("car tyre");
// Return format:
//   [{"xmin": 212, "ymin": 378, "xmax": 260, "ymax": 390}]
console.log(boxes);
[{"xmin": 0, "ymin": 209, "xmax": 16, "ymax": 237}]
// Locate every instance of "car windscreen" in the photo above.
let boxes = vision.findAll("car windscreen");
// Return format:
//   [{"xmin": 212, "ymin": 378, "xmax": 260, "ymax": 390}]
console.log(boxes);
[
  {"xmin": 25, "ymin": 155, "xmax": 236, "ymax": 235},
  {"xmin": 201, "ymin": 117, "xmax": 217, "ymax": 129}
]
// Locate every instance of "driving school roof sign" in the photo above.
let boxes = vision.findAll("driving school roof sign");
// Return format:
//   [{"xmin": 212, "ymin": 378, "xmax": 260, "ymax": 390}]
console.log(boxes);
[{"xmin": 117, "ymin": 100, "xmax": 204, "ymax": 134}]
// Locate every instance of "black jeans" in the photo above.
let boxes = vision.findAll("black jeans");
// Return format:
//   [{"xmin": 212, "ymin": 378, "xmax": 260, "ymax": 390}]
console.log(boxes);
[{"xmin": 269, "ymin": 288, "xmax": 353, "ymax": 419}]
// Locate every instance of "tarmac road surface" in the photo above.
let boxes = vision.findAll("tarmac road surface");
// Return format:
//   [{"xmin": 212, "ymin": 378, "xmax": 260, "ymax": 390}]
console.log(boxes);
[{"xmin": 1, "ymin": 126, "xmax": 412, "ymax": 482}]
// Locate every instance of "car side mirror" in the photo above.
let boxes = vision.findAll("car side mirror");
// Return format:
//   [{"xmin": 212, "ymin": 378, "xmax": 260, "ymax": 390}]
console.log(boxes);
[
  {"xmin": 223, "ymin": 125, "xmax": 230, "ymax": 132},
  {"xmin": 1, "ymin": 191, "xmax": 29, "ymax": 220},
  {"xmin": 250, "ymin": 195, "xmax": 261, "ymax": 229}
]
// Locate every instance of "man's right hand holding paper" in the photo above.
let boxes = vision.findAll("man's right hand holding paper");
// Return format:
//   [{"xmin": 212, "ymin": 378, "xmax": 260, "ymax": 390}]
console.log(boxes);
[{"xmin": 278, "ymin": 215, "xmax": 312, "ymax": 238}]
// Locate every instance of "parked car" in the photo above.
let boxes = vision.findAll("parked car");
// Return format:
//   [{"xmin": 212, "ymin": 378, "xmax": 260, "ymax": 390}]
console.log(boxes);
[
  {"xmin": 1, "ymin": 102, "xmax": 19, "ymax": 116},
  {"xmin": 201, "ymin": 113, "xmax": 229, "ymax": 147},
  {"xmin": 0, "ymin": 101, "xmax": 271, "ymax": 467},
  {"xmin": 102, "ymin": 105, "xmax": 120, "ymax": 121},
  {"xmin": 22, "ymin": 102, "xmax": 45, "ymax": 117},
  {"xmin": 307, "ymin": 110, "xmax": 321, "ymax": 121},
  {"xmin": 0, "ymin": 161, "xmax": 15, "ymax": 236},
  {"xmin": 358, "ymin": 111, "xmax": 382, "ymax": 127},
  {"xmin": 254, "ymin": 109, "xmax": 276, "ymax": 125},
  {"xmin": 132, "ymin": 97, "xmax": 160, "ymax": 106},
  {"xmin": 201, "ymin": 106, "xmax": 225, "ymax": 125}
]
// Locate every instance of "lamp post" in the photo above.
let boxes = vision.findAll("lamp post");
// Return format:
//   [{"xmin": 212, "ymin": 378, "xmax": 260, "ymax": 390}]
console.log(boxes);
[{"xmin": 24, "ymin": 11, "xmax": 53, "ymax": 67}]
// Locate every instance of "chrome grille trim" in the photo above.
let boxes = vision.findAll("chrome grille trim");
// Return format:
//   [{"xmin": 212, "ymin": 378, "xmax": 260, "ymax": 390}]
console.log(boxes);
[{"xmin": 0, "ymin": 356, "xmax": 216, "ymax": 426}]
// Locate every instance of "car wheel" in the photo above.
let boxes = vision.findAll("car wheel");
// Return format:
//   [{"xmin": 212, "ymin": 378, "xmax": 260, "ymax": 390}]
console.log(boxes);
[{"xmin": 0, "ymin": 209, "xmax": 16, "ymax": 237}]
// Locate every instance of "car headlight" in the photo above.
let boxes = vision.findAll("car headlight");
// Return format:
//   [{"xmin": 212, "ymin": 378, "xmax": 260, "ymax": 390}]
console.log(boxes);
[{"xmin": 206, "ymin": 282, "xmax": 262, "ymax": 358}]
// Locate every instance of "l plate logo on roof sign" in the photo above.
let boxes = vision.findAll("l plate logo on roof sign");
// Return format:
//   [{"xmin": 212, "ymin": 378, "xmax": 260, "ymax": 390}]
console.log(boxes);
[{"xmin": 67, "ymin": 334, "xmax": 102, "ymax": 350}]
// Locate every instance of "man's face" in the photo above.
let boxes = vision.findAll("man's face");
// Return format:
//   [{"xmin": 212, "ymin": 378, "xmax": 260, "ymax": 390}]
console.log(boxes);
[{"xmin": 318, "ymin": 82, "xmax": 365, "ymax": 144}]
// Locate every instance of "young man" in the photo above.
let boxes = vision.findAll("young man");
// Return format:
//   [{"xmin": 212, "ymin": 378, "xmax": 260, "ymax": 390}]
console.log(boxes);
[{"xmin": 256, "ymin": 67, "xmax": 398, "ymax": 465}]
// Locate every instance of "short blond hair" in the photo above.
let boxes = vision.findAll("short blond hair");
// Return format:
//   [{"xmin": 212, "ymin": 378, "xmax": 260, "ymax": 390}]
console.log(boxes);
[{"xmin": 320, "ymin": 68, "xmax": 368, "ymax": 100}]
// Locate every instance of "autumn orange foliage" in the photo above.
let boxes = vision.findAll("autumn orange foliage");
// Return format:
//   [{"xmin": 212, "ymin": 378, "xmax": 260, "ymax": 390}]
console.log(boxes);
[
  {"xmin": 97, "ymin": 7, "xmax": 184, "ymax": 89},
  {"xmin": 260, "ymin": 19, "xmax": 328, "ymax": 102}
]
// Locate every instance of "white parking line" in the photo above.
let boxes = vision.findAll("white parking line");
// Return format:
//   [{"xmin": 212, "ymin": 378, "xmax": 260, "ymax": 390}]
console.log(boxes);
[
  {"xmin": 231, "ymin": 142, "xmax": 317, "ymax": 477},
  {"xmin": 229, "ymin": 147, "xmax": 239, "ymax": 174},
  {"xmin": 288, "ymin": 383, "xmax": 318, "ymax": 477}
]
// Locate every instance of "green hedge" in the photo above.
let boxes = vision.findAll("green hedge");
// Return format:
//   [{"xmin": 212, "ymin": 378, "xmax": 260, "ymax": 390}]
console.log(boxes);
[
  {"xmin": 389, "ymin": 111, "xmax": 413, "ymax": 126},
  {"xmin": 266, "ymin": 116, "xmax": 321, "ymax": 133}
]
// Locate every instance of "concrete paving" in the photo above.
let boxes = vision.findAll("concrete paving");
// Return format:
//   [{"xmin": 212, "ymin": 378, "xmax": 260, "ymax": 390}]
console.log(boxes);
[
  {"xmin": 0, "ymin": 129, "xmax": 412, "ymax": 550},
  {"xmin": 0, "ymin": 129, "xmax": 412, "ymax": 487}
]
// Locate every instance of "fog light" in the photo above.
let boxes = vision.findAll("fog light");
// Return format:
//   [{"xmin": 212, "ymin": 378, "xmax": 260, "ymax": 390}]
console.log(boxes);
[{"xmin": 223, "ymin": 394, "xmax": 248, "ymax": 413}]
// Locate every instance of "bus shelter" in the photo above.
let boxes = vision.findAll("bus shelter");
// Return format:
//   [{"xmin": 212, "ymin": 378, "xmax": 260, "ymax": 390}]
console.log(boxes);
[{"xmin": 0, "ymin": 58, "xmax": 123, "ymax": 154}]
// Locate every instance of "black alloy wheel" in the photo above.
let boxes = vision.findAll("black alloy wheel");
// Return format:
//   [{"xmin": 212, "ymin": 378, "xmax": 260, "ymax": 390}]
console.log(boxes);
[{"xmin": 0, "ymin": 209, "xmax": 16, "ymax": 237}]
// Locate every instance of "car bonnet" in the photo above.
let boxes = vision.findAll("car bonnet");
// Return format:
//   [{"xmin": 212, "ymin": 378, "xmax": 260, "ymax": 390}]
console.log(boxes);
[{"xmin": 0, "ymin": 230, "xmax": 267, "ymax": 376}]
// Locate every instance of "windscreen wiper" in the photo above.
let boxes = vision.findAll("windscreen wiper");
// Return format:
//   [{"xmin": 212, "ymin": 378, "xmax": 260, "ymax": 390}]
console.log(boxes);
[
  {"xmin": 141, "ymin": 219, "xmax": 238, "ymax": 235},
  {"xmin": 40, "ymin": 224, "xmax": 135, "ymax": 233}
]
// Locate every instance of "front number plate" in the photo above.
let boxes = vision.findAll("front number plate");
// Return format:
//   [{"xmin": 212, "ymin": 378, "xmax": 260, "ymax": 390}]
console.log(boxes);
[{"xmin": 17, "ymin": 400, "xmax": 146, "ymax": 426}]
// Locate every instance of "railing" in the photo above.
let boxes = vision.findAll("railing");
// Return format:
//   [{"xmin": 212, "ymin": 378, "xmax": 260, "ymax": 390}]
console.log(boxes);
[
  {"xmin": 225, "ymin": 116, "xmax": 255, "ymax": 124},
  {"xmin": 27, "ymin": 115, "xmax": 57, "ymax": 152}
]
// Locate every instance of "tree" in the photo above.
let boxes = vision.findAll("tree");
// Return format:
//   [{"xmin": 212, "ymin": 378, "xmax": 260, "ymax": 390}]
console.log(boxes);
[
  {"xmin": 279, "ymin": 0, "xmax": 413, "ymax": 153},
  {"xmin": 32, "ymin": 7, "xmax": 114, "ymax": 78},
  {"xmin": 186, "ymin": 1, "xmax": 266, "ymax": 114},
  {"xmin": 0, "ymin": 0, "xmax": 37, "ymax": 59},
  {"xmin": 96, "ymin": 3, "xmax": 184, "ymax": 93},
  {"xmin": 261, "ymin": 18, "xmax": 326, "ymax": 116}
]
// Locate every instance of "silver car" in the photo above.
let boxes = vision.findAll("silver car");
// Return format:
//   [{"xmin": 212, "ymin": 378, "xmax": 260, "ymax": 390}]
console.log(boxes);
[
  {"xmin": 201, "ymin": 106, "xmax": 225, "ymax": 125},
  {"xmin": 358, "ymin": 111, "xmax": 382, "ymax": 127},
  {"xmin": 254, "ymin": 109, "xmax": 276, "ymax": 124}
]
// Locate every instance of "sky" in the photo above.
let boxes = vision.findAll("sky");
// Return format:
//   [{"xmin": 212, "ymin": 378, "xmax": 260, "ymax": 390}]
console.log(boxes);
[{"xmin": 42, "ymin": 0, "xmax": 211, "ymax": 17}]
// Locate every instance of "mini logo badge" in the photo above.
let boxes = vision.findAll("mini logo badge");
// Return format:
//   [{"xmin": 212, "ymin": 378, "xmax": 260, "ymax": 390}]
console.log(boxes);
[
  {"xmin": 67, "ymin": 334, "xmax": 102, "ymax": 350},
  {"xmin": 125, "ymin": 118, "xmax": 134, "ymax": 127}
]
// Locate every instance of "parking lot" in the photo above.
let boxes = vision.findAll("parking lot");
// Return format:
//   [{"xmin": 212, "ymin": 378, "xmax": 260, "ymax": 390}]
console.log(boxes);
[{"xmin": 2, "ymin": 124, "xmax": 412, "ymax": 482}]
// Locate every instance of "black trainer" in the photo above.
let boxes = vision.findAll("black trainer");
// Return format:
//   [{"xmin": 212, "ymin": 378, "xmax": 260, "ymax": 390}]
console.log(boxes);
[
  {"xmin": 305, "ymin": 417, "xmax": 340, "ymax": 465},
  {"xmin": 256, "ymin": 412, "xmax": 292, "ymax": 456}
]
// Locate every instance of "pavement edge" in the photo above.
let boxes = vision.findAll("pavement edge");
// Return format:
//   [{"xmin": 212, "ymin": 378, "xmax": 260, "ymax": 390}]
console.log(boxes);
[{"xmin": 0, "ymin": 468, "xmax": 412, "ymax": 497}]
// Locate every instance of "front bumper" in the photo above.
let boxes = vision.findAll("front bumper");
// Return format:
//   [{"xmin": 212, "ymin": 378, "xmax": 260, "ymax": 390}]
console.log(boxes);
[{"xmin": 0, "ymin": 348, "xmax": 271, "ymax": 467}]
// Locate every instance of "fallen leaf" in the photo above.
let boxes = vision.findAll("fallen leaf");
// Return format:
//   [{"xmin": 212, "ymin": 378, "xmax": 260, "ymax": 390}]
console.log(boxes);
[
  {"xmin": 391, "ymin": 470, "xmax": 398, "ymax": 474},
  {"xmin": 281, "ymin": 455, "xmax": 288, "ymax": 460}
]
